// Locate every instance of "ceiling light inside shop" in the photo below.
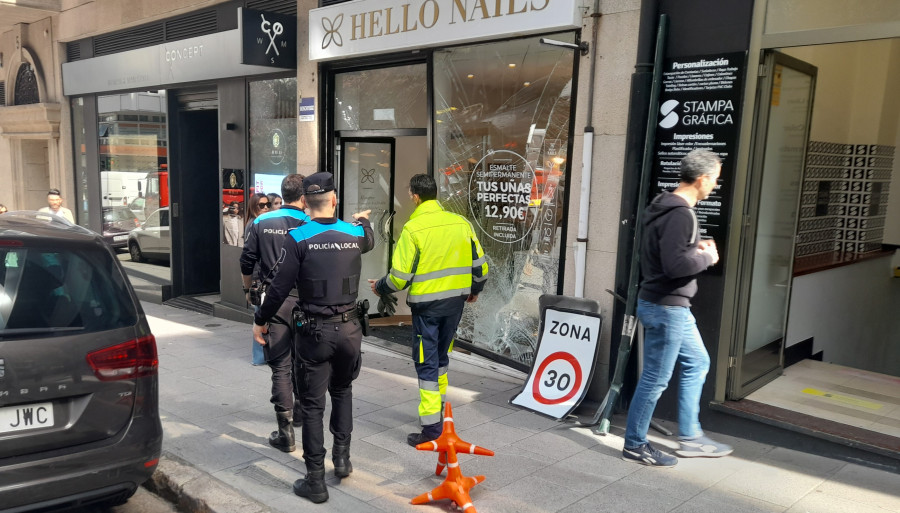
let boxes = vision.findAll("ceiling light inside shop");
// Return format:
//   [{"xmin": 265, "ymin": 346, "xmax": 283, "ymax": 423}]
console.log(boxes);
[
  {"xmin": 523, "ymin": 82, "xmax": 531, "ymax": 87},
  {"xmin": 467, "ymin": 74, "xmax": 475, "ymax": 79},
  {"xmin": 508, "ymin": 63, "xmax": 516, "ymax": 68},
  {"xmin": 552, "ymin": 156, "xmax": 566, "ymax": 165}
]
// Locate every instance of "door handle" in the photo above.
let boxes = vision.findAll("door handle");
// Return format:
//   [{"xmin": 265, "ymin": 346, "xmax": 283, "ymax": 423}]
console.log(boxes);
[{"xmin": 383, "ymin": 211, "xmax": 395, "ymax": 244}]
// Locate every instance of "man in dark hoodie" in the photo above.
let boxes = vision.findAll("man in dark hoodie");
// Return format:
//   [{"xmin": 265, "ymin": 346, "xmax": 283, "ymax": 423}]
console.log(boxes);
[{"xmin": 622, "ymin": 149, "xmax": 733, "ymax": 468}]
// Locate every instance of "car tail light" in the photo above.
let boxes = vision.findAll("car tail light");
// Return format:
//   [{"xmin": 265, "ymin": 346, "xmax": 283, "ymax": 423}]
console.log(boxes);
[
  {"xmin": 0, "ymin": 240, "xmax": 25, "ymax": 247},
  {"xmin": 86, "ymin": 335, "xmax": 158, "ymax": 381},
  {"xmin": 134, "ymin": 218, "xmax": 140, "ymax": 228}
]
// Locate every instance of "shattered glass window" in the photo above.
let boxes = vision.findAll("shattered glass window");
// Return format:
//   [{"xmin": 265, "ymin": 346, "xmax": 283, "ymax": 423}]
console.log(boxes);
[
  {"xmin": 433, "ymin": 34, "xmax": 575, "ymax": 366},
  {"xmin": 335, "ymin": 64, "xmax": 428, "ymax": 131}
]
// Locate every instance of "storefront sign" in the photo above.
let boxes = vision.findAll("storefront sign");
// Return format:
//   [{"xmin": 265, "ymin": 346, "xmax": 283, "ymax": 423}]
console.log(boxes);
[
  {"xmin": 651, "ymin": 52, "xmax": 747, "ymax": 257},
  {"xmin": 510, "ymin": 307, "xmax": 602, "ymax": 419},
  {"xmin": 308, "ymin": 0, "xmax": 583, "ymax": 61},
  {"xmin": 63, "ymin": 29, "xmax": 285, "ymax": 96},
  {"xmin": 468, "ymin": 150, "xmax": 536, "ymax": 244},
  {"xmin": 299, "ymin": 97, "xmax": 315, "ymax": 122},
  {"xmin": 240, "ymin": 8, "xmax": 297, "ymax": 68},
  {"xmin": 268, "ymin": 129, "xmax": 286, "ymax": 165}
]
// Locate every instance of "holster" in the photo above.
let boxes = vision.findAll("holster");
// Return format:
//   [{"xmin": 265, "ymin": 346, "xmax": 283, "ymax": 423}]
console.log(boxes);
[
  {"xmin": 292, "ymin": 309, "xmax": 309, "ymax": 333},
  {"xmin": 357, "ymin": 299, "xmax": 370, "ymax": 336}
]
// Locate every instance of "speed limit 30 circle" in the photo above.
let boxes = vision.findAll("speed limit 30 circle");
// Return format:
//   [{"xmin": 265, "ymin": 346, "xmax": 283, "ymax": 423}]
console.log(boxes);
[{"xmin": 532, "ymin": 352, "xmax": 582, "ymax": 405}]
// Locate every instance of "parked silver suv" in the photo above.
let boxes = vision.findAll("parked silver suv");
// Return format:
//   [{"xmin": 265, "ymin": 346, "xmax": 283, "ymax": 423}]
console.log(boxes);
[{"xmin": 0, "ymin": 212, "xmax": 162, "ymax": 511}]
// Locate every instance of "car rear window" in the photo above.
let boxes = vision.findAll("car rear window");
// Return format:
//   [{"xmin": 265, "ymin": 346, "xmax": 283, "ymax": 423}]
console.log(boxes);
[{"xmin": 0, "ymin": 246, "xmax": 137, "ymax": 336}]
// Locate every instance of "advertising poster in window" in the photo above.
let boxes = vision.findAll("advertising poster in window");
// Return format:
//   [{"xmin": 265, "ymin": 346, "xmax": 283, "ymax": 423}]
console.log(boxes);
[
  {"xmin": 651, "ymin": 52, "xmax": 746, "ymax": 262},
  {"xmin": 468, "ymin": 150, "xmax": 536, "ymax": 244}
]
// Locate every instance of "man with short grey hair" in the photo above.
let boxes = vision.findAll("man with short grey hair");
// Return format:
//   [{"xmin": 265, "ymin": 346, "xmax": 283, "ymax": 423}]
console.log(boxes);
[{"xmin": 621, "ymin": 149, "xmax": 732, "ymax": 467}]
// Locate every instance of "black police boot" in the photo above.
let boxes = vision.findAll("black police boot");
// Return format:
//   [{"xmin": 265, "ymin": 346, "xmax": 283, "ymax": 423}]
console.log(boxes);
[
  {"xmin": 293, "ymin": 466, "xmax": 328, "ymax": 503},
  {"xmin": 332, "ymin": 444, "xmax": 352, "ymax": 478},
  {"xmin": 268, "ymin": 411, "xmax": 295, "ymax": 453}
]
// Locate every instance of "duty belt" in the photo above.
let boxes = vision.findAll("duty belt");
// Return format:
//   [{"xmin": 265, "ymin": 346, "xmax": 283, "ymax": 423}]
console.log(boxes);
[{"xmin": 312, "ymin": 309, "xmax": 359, "ymax": 324}]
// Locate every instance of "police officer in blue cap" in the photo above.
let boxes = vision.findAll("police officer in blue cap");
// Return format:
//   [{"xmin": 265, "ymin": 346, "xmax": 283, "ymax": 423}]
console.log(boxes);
[
  {"xmin": 253, "ymin": 172, "xmax": 374, "ymax": 503},
  {"xmin": 241, "ymin": 174, "xmax": 310, "ymax": 453}
]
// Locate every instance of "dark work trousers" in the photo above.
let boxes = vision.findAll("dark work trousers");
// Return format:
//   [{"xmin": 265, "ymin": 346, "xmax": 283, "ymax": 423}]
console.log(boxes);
[
  {"xmin": 263, "ymin": 297, "xmax": 302, "ymax": 415},
  {"xmin": 294, "ymin": 317, "xmax": 363, "ymax": 469},
  {"xmin": 411, "ymin": 308, "xmax": 464, "ymax": 435}
]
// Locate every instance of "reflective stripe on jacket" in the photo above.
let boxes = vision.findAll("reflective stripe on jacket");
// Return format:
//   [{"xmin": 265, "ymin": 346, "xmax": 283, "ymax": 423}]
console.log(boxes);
[{"xmin": 378, "ymin": 200, "xmax": 488, "ymax": 313}]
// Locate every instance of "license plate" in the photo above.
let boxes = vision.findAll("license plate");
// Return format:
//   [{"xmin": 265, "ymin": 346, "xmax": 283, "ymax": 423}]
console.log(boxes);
[
  {"xmin": 113, "ymin": 235, "xmax": 128, "ymax": 242},
  {"xmin": 0, "ymin": 402, "xmax": 54, "ymax": 434}
]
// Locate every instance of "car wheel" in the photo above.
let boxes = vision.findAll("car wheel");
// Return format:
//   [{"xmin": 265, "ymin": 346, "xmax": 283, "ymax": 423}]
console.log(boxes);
[{"xmin": 129, "ymin": 241, "xmax": 145, "ymax": 262}]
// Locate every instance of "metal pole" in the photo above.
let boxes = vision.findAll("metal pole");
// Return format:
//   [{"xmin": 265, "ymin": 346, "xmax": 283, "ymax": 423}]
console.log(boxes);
[{"xmin": 588, "ymin": 13, "xmax": 668, "ymax": 433}]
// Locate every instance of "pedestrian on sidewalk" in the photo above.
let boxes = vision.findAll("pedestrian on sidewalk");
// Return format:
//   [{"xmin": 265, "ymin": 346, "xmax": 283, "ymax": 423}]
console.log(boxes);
[
  {"xmin": 38, "ymin": 188, "xmax": 75, "ymax": 223},
  {"xmin": 622, "ymin": 149, "xmax": 732, "ymax": 468},
  {"xmin": 253, "ymin": 172, "xmax": 374, "ymax": 503},
  {"xmin": 369, "ymin": 173, "xmax": 489, "ymax": 447},
  {"xmin": 241, "ymin": 174, "xmax": 310, "ymax": 453},
  {"xmin": 245, "ymin": 192, "xmax": 272, "ymax": 366}
]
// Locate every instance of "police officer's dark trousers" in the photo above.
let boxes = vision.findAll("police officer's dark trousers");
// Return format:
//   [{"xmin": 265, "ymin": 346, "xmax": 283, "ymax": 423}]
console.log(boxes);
[
  {"xmin": 264, "ymin": 297, "xmax": 303, "ymax": 417},
  {"xmin": 412, "ymin": 308, "xmax": 464, "ymax": 438},
  {"xmin": 294, "ymin": 315, "xmax": 363, "ymax": 470}
]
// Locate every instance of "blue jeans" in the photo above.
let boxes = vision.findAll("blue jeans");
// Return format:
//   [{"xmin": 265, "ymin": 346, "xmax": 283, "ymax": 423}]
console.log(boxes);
[
  {"xmin": 252, "ymin": 306, "xmax": 266, "ymax": 365},
  {"xmin": 624, "ymin": 299, "xmax": 710, "ymax": 449}
]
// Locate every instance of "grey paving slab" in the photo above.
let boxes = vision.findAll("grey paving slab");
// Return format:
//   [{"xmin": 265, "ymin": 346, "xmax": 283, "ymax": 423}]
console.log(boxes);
[
  {"xmin": 267, "ymin": 482, "xmax": 384, "ymax": 513},
  {"xmin": 354, "ymin": 381, "xmax": 421, "ymax": 408},
  {"xmin": 366, "ymin": 476, "xmax": 450, "ymax": 513},
  {"xmin": 712, "ymin": 457, "xmax": 831, "ymax": 508},
  {"xmin": 760, "ymin": 446, "xmax": 847, "ymax": 476},
  {"xmin": 814, "ymin": 462, "xmax": 900, "ymax": 512},
  {"xmin": 474, "ymin": 473, "xmax": 583, "ymax": 513},
  {"xmin": 493, "ymin": 408, "xmax": 562, "ymax": 432},
  {"xmin": 558, "ymin": 480, "xmax": 685, "ymax": 513},
  {"xmin": 211, "ymin": 458, "xmax": 299, "ymax": 504},
  {"xmin": 671, "ymin": 489, "xmax": 785, "ymax": 513},
  {"xmin": 457, "ymin": 445, "xmax": 548, "ymax": 491},
  {"xmin": 449, "ymin": 399, "xmax": 518, "ymax": 431},
  {"xmin": 162, "ymin": 421, "xmax": 266, "ymax": 474},
  {"xmin": 786, "ymin": 491, "xmax": 897, "ymax": 513},
  {"xmin": 510, "ymin": 428, "xmax": 598, "ymax": 464},
  {"xmin": 357, "ymin": 399, "xmax": 421, "ymax": 429},
  {"xmin": 541, "ymin": 448, "xmax": 640, "ymax": 496},
  {"xmin": 455, "ymin": 419, "xmax": 536, "ymax": 449},
  {"xmin": 361, "ymin": 421, "xmax": 427, "ymax": 453}
]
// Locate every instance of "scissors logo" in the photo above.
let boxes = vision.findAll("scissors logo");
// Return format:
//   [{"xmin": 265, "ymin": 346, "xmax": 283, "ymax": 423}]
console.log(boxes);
[
  {"xmin": 322, "ymin": 14, "xmax": 344, "ymax": 50},
  {"xmin": 361, "ymin": 168, "xmax": 376, "ymax": 183},
  {"xmin": 260, "ymin": 14, "xmax": 284, "ymax": 56}
]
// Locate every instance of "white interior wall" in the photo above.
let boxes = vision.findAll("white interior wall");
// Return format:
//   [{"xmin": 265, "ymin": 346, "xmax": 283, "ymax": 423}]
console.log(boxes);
[
  {"xmin": 786, "ymin": 252, "xmax": 900, "ymax": 376},
  {"xmin": 778, "ymin": 40, "xmax": 900, "ymax": 375}
]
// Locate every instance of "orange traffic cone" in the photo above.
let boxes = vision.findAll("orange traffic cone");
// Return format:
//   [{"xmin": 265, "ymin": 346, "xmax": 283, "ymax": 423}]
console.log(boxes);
[
  {"xmin": 415, "ymin": 402, "xmax": 494, "ymax": 475},
  {"xmin": 410, "ymin": 403, "xmax": 494, "ymax": 513},
  {"xmin": 410, "ymin": 447, "xmax": 484, "ymax": 513}
]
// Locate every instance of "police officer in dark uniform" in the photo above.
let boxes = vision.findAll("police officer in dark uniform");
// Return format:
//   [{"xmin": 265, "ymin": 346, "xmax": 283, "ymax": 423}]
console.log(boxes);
[
  {"xmin": 240, "ymin": 174, "xmax": 310, "ymax": 453},
  {"xmin": 253, "ymin": 172, "xmax": 374, "ymax": 504}
]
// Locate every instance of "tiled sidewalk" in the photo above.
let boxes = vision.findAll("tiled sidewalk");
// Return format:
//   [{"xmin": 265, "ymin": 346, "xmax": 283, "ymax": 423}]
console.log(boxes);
[{"xmin": 145, "ymin": 302, "xmax": 900, "ymax": 513}]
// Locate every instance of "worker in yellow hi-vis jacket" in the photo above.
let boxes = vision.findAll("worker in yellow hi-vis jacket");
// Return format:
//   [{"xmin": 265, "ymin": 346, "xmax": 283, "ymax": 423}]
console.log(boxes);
[{"xmin": 369, "ymin": 173, "xmax": 489, "ymax": 447}]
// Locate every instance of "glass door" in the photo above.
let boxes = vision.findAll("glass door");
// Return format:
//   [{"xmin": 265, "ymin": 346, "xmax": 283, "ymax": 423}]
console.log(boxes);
[
  {"xmin": 729, "ymin": 51, "xmax": 817, "ymax": 398},
  {"xmin": 340, "ymin": 139, "xmax": 395, "ymax": 308}
]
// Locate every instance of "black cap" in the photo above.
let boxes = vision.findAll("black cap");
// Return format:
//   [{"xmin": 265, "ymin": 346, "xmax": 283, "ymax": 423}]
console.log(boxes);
[{"xmin": 303, "ymin": 172, "xmax": 335, "ymax": 195}]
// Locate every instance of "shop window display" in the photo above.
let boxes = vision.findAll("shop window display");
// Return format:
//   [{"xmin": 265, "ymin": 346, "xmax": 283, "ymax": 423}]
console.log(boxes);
[
  {"xmin": 249, "ymin": 77, "xmax": 297, "ymax": 199},
  {"xmin": 97, "ymin": 91, "xmax": 168, "ymax": 256},
  {"xmin": 433, "ymin": 34, "xmax": 576, "ymax": 365},
  {"xmin": 71, "ymin": 97, "xmax": 89, "ymax": 227}
]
